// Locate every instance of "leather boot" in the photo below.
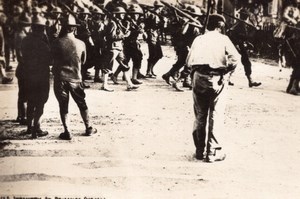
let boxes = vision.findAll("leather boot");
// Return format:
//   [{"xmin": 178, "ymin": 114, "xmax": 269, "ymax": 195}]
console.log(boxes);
[
  {"xmin": 132, "ymin": 68, "xmax": 143, "ymax": 84},
  {"xmin": 288, "ymin": 79, "xmax": 299, "ymax": 95},
  {"xmin": 247, "ymin": 75, "xmax": 261, "ymax": 88}
]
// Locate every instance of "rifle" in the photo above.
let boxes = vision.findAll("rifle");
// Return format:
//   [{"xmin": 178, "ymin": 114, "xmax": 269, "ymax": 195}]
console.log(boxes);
[
  {"xmin": 211, "ymin": 7, "xmax": 257, "ymax": 30},
  {"xmin": 139, "ymin": 3, "xmax": 165, "ymax": 19},
  {"xmin": 160, "ymin": 0, "xmax": 202, "ymax": 28},
  {"xmin": 202, "ymin": 0, "xmax": 213, "ymax": 34}
]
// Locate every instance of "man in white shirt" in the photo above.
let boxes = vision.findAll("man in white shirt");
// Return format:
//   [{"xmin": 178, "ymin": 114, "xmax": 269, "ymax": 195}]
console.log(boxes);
[{"xmin": 186, "ymin": 14, "xmax": 240, "ymax": 163}]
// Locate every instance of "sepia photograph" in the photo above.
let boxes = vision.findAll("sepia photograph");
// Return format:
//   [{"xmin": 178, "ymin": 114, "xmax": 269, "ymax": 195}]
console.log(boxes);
[{"xmin": 0, "ymin": 0, "xmax": 299, "ymax": 198}]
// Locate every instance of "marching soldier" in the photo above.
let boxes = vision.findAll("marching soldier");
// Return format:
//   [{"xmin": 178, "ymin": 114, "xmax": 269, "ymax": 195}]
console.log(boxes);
[
  {"xmin": 51, "ymin": 14, "xmax": 97, "ymax": 140},
  {"xmin": 76, "ymin": 7, "xmax": 94, "ymax": 82},
  {"xmin": 282, "ymin": 0, "xmax": 300, "ymax": 95},
  {"xmin": 46, "ymin": 6, "xmax": 63, "ymax": 43},
  {"xmin": 90, "ymin": 7, "xmax": 107, "ymax": 83},
  {"xmin": 100, "ymin": 6, "xmax": 138, "ymax": 91},
  {"xmin": 21, "ymin": 15, "xmax": 51, "ymax": 139},
  {"xmin": 162, "ymin": 5, "xmax": 202, "ymax": 91},
  {"xmin": 228, "ymin": 8, "xmax": 261, "ymax": 88},
  {"xmin": 144, "ymin": 0, "xmax": 165, "ymax": 78},
  {"xmin": 111, "ymin": 4, "xmax": 145, "ymax": 85}
]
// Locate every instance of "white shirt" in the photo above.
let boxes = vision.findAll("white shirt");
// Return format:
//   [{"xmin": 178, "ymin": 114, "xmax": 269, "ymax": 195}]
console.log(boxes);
[{"xmin": 186, "ymin": 30, "xmax": 241, "ymax": 69}]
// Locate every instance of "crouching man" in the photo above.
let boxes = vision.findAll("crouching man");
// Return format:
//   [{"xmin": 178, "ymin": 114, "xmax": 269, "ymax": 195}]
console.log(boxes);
[
  {"xmin": 51, "ymin": 15, "xmax": 97, "ymax": 140},
  {"xmin": 186, "ymin": 14, "xmax": 240, "ymax": 162}
]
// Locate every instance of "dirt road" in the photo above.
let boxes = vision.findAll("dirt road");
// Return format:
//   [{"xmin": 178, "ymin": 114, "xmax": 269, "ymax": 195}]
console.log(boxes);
[{"xmin": 0, "ymin": 44, "xmax": 300, "ymax": 198}]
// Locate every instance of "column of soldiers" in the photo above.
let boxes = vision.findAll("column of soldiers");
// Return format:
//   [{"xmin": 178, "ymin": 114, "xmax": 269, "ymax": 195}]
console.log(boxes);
[{"xmin": 2, "ymin": 0, "xmax": 299, "ymax": 140}]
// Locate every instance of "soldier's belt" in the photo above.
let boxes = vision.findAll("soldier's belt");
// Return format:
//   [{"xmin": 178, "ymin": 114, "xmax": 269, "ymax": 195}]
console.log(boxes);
[{"xmin": 192, "ymin": 65, "xmax": 224, "ymax": 76}]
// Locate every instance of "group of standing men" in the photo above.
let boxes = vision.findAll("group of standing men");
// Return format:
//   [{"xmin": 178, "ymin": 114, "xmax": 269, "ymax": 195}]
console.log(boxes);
[{"xmin": 9, "ymin": 0, "xmax": 169, "ymax": 140}]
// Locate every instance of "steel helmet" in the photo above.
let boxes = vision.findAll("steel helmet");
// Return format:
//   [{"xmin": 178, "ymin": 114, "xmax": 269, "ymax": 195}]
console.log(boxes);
[
  {"xmin": 92, "ymin": 7, "xmax": 104, "ymax": 15},
  {"xmin": 32, "ymin": 6, "xmax": 42, "ymax": 14},
  {"xmin": 52, "ymin": 6, "xmax": 62, "ymax": 13},
  {"xmin": 113, "ymin": 6, "xmax": 126, "ymax": 14},
  {"xmin": 128, "ymin": 4, "xmax": 143, "ymax": 14},
  {"xmin": 187, "ymin": 5, "xmax": 202, "ymax": 16},
  {"xmin": 64, "ymin": 14, "xmax": 79, "ymax": 26},
  {"xmin": 80, "ymin": 7, "xmax": 91, "ymax": 14},
  {"xmin": 14, "ymin": 6, "xmax": 23, "ymax": 15},
  {"xmin": 154, "ymin": 0, "xmax": 164, "ymax": 7}
]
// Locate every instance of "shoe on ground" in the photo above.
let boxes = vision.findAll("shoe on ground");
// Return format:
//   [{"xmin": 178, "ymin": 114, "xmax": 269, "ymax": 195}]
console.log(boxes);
[
  {"xmin": 36, "ymin": 129, "xmax": 49, "ymax": 137},
  {"xmin": 19, "ymin": 118, "xmax": 27, "ymax": 125},
  {"xmin": 94, "ymin": 78, "xmax": 103, "ymax": 83},
  {"xmin": 172, "ymin": 82, "xmax": 184, "ymax": 92},
  {"xmin": 82, "ymin": 82, "xmax": 90, "ymax": 88},
  {"xmin": 59, "ymin": 131, "xmax": 72, "ymax": 140},
  {"xmin": 145, "ymin": 73, "xmax": 153, "ymax": 78},
  {"xmin": 127, "ymin": 85, "xmax": 139, "ymax": 91},
  {"xmin": 195, "ymin": 153, "xmax": 205, "ymax": 160},
  {"xmin": 137, "ymin": 72, "xmax": 146, "ymax": 79},
  {"xmin": 110, "ymin": 75, "xmax": 119, "ymax": 84},
  {"xmin": 249, "ymin": 81, "xmax": 261, "ymax": 88},
  {"xmin": 5, "ymin": 66, "xmax": 13, "ymax": 72},
  {"xmin": 100, "ymin": 86, "xmax": 114, "ymax": 92},
  {"xmin": 2, "ymin": 77, "xmax": 13, "ymax": 84},
  {"xmin": 131, "ymin": 79, "xmax": 143, "ymax": 85},
  {"xmin": 150, "ymin": 72, "xmax": 157, "ymax": 78},
  {"xmin": 85, "ymin": 127, "xmax": 97, "ymax": 136},
  {"xmin": 205, "ymin": 151, "xmax": 226, "ymax": 163},
  {"xmin": 288, "ymin": 88, "xmax": 299, "ymax": 95},
  {"xmin": 162, "ymin": 74, "xmax": 170, "ymax": 85},
  {"xmin": 182, "ymin": 81, "xmax": 192, "ymax": 89}
]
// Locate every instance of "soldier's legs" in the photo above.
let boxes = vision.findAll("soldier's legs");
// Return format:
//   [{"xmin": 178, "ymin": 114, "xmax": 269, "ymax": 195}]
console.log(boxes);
[
  {"xmin": 17, "ymin": 78, "xmax": 27, "ymax": 123},
  {"xmin": 131, "ymin": 50, "xmax": 143, "ymax": 84}
]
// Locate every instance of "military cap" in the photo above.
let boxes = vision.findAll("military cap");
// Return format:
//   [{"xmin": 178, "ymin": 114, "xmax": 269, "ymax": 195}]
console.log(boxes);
[
  {"xmin": 31, "ymin": 15, "xmax": 46, "ymax": 26},
  {"xmin": 19, "ymin": 13, "xmax": 32, "ymax": 25}
]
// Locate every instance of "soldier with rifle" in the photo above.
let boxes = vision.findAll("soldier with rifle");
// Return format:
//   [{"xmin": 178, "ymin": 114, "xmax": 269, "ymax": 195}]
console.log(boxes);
[
  {"xmin": 110, "ymin": 4, "xmax": 146, "ymax": 85},
  {"xmin": 90, "ymin": 7, "xmax": 107, "ymax": 83},
  {"xmin": 162, "ymin": 4, "xmax": 202, "ymax": 92},
  {"xmin": 143, "ymin": 0, "xmax": 165, "ymax": 78},
  {"xmin": 46, "ymin": 6, "xmax": 63, "ymax": 43},
  {"xmin": 228, "ymin": 8, "xmax": 261, "ymax": 88},
  {"xmin": 100, "ymin": 6, "xmax": 138, "ymax": 92}
]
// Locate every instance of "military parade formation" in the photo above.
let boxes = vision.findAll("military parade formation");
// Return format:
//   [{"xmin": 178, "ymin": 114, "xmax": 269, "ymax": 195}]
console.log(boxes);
[{"xmin": 0, "ymin": 0, "xmax": 299, "ymax": 162}]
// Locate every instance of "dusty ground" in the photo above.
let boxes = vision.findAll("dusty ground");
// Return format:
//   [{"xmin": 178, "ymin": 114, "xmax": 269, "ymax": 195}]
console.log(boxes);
[{"xmin": 0, "ymin": 43, "xmax": 300, "ymax": 198}]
